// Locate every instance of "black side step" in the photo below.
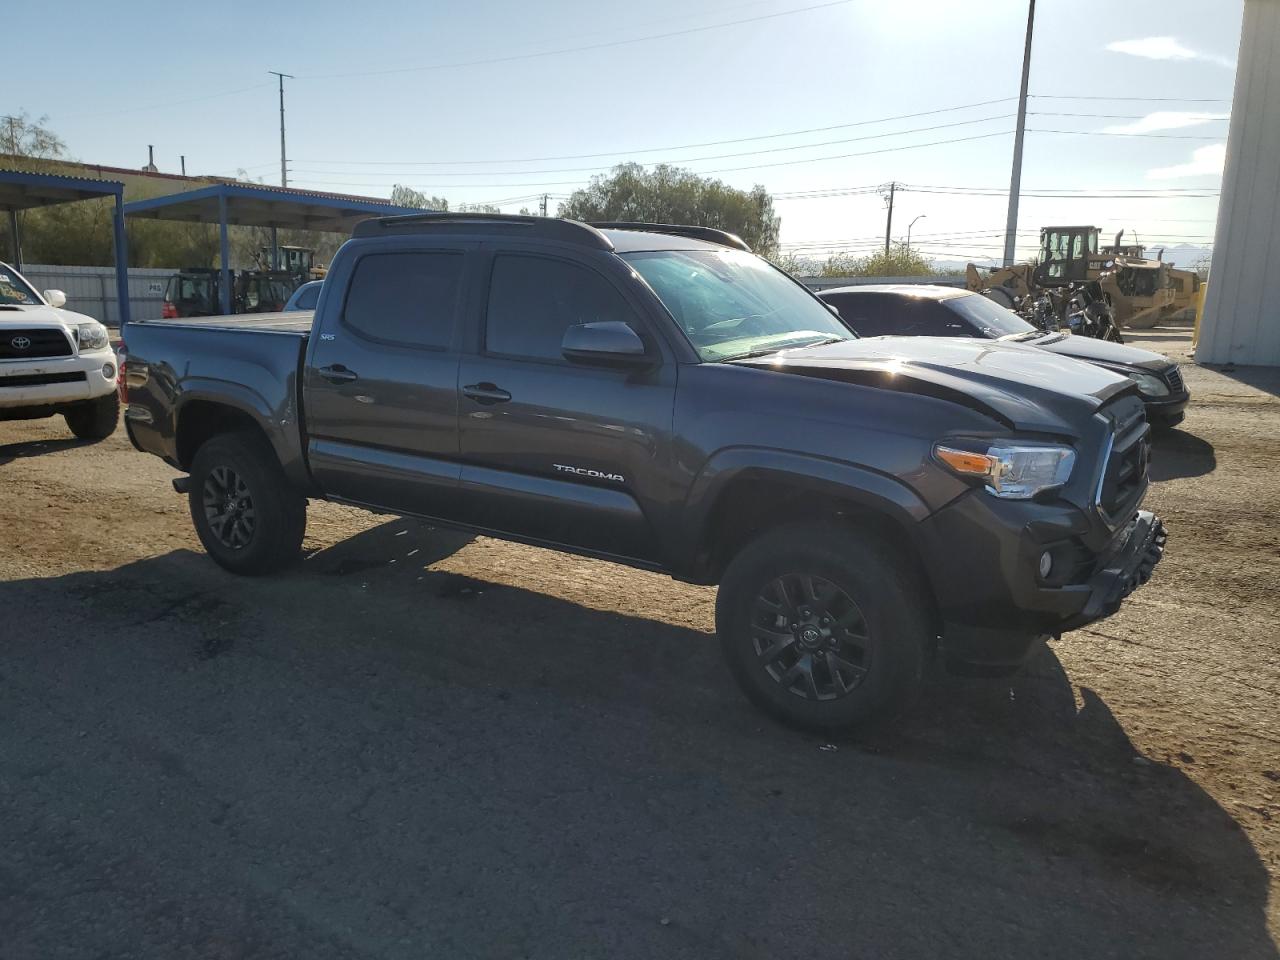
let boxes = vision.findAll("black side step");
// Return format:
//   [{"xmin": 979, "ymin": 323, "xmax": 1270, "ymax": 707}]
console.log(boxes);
[{"xmin": 172, "ymin": 476, "xmax": 191, "ymax": 494}]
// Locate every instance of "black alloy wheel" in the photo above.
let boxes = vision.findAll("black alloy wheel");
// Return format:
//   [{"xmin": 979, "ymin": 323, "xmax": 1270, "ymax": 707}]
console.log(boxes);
[
  {"xmin": 752, "ymin": 573, "xmax": 871, "ymax": 701},
  {"xmin": 202, "ymin": 465, "xmax": 257, "ymax": 550}
]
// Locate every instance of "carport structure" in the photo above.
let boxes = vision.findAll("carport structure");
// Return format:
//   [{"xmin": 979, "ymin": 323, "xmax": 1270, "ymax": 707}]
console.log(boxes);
[
  {"xmin": 122, "ymin": 183, "xmax": 423, "ymax": 319},
  {"xmin": 1, "ymin": 169, "xmax": 130, "ymax": 325}
]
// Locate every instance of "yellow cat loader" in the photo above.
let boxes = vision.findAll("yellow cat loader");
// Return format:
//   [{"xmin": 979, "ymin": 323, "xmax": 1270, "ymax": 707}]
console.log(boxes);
[
  {"xmin": 1100, "ymin": 238, "xmax": 1201, "ymax": 324},
  {"xmin": 967, "ymin": 227, "xmax": 1178, "ymax": 329}
]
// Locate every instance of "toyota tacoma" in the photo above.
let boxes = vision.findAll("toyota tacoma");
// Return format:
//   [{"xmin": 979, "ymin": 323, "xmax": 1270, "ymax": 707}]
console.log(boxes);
[{"xmin": 120, "ymin": 215, "xmax": 1166, "ymax": 729}]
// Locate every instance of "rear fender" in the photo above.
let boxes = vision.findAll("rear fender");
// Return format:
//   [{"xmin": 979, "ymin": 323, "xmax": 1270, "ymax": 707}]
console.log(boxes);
[{"xmin": 174, "ymin": 380, "xmax": 308, "ymax": 488}]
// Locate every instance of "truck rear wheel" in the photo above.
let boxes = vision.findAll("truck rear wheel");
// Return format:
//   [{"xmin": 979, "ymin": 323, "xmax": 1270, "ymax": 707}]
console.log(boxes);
[
  {"xmin": 716, "ymin": 524, "xmax": 929, "ymax": 731},
  {"xmin": 188, "ymin": 431, "xmax": 306, "ymax": 575},
  {"xmin": 63, "ymin": 392, "xmax": 119, "ymax": 441}
]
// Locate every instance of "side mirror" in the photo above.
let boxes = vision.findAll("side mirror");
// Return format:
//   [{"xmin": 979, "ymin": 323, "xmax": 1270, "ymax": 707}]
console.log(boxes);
[
  {"xmin": 44, "ymin": 289, "xmax": 67, "ymax": 308},
  {"xmin": 561, "ymin": 321, "xmax": 650, "ymax": 366},
  {"xmin": 824, "ymin": 301, "xmax": 842, "ymax": 317}
]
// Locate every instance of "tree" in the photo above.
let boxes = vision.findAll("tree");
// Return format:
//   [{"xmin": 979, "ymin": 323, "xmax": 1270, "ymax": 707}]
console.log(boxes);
[
  {"xmin": 455, "ymin": 202, "xmax": 501, "ymax": 214},
  {"xmin": 390, "ymin": 185, "xmax": 449, "ymax": 211},
  {"xmin": 818, "ymin": 243, "xmax": 938, "ymax": 278},
  {"xmin": 558, "ymin": 164, "xmax": 781, "ymax": 257},
  {"xmin": 1, "ymin": 112, "xmax": 66, "ymax": 161}
]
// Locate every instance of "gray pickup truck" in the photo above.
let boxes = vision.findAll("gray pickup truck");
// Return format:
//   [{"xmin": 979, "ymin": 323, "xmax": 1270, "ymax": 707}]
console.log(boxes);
[{"xmin": 121, "ymin": 215, "xmax": 1166, "ymax": 729}]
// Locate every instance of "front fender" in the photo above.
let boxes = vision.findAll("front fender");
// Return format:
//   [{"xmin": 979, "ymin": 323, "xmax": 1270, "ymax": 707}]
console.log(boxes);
[{"xmin": 673, "ymin": 446, "xmax": 936, "ymax": 580}]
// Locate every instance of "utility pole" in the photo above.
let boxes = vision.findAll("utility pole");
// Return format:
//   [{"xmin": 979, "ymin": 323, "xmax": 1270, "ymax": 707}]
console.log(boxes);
[
  {"xmin": 540, "ymin": 194, "xmax": 548, "ymax": 217},
  {"xmin": 1003, "ymin": 0, "xmax": 1035, "ymax": 267},
  {"xmin": 268, "ymin": 71, "xmax": 294, "ymax": 188},
  {"xmin": 881, "ymin": 182, "xmax": 898, "ymax": 255},
  {"xmin": 180, "ymin": 155, "xmax": 186, "ymax": 176}
]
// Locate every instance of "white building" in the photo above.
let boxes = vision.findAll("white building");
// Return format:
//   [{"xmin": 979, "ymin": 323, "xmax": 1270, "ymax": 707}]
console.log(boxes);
[{"xmin": 1196, "ymin": 0, "xmax": 1280, "ymax": 367}]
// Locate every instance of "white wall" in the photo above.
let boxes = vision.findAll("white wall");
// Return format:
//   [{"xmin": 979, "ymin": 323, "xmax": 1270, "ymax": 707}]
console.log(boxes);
[
  {"xmin": 1197, "ymin": 0, "xmax": 1280, "ymax": 367},
  {"xmin": 14, "ymin": 264, "xmax": 173, "ymax": 327}
]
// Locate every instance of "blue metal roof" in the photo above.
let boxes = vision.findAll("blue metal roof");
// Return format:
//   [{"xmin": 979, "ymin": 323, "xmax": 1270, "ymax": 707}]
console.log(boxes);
[
  {"xmin": 0, "ymin": 168, "xmax": 125, "ymax": 211},
  {"xmin": 122, "ymin": 182, "xmax": 425, "ymax": 232}
]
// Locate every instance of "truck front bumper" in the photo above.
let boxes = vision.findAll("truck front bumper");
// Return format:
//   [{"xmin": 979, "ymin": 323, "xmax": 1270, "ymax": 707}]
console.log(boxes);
[
  {"xmin": 0, "ymin": 348, "xmax": 118, "ymax": 412},
  {"xmin": 921, "ymin": 491, "xmax": 1167, "ymax": 667}
]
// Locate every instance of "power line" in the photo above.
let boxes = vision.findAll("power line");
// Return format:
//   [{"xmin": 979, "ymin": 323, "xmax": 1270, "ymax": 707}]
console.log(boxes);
[
  {"xmin": 300, "ymin": 0, "xmax": 857, "ymax": 81},
  {"xmin": 289, "ymin": 114, "xmax": 1016, "ymax": 178},
  {"xmin": 293, "ymin": 97, "xmax": 1019, "ymax": 167},
  {"xmin": 1029, "ymin": 94, "xmax": 1230, "ymax": 103},
  {"xmin": 1027, "ymin": 128, "xmax": 1225, "ymax": 140}
]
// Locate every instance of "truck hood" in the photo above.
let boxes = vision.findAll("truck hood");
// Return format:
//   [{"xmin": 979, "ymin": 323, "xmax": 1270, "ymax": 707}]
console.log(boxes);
[
  {"xmin": 731, "ymin": 336, "xmax": 1135, "ymax": 434},
  {"xmin": 1027, "ymin": 331, "xmax": 1173, "ymax": 371},
  {"xmin": 0, "ymin": 303, "xmax": 96, "ymax": 330}
]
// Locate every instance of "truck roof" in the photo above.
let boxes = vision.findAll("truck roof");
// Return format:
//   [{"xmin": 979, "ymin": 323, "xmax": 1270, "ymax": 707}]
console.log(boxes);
[{"xmin": 352, "ymin": 213, "xmax": 749, "ymax": 254}]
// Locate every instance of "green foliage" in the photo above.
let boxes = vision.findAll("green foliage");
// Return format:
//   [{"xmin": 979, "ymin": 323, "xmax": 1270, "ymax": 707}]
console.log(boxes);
[
  {"xmin": 390, "ymin": 184, "xmax": 449, "ymax": 210},
  {"xmin": 1, "ymin": 112, "xmax": 66, "ymax": 160},
  {"xmin": 557, "ymin": 164, "xmax": 781, "ymax": 257},
  {"xmin": 455, "ymin": 202, "xmax": 501, "ymax": 214},
  {"xmin": 818, "ymin": 243, "xmax": 939, "ymax": 278}
]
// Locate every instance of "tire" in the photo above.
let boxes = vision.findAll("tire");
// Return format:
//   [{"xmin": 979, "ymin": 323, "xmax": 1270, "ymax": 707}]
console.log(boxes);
[
  {"xmin": 63, "ymin": 392, "xmax": 119, "ymax": 441},
  {"xmin": 715, "ymin": 523, "xmax": 930, "ymax": 731},
  {"xmin": 188, "ymin": 431, "xmax": 306, "ymax": 575}
]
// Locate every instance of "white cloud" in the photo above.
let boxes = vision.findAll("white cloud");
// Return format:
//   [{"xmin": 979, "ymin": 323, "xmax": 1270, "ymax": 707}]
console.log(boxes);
[
  {"xmin": 1106, "ymin": 36, "xmax": 1235, "ymax": 68},
  {"xmin": 1102, "ymin": 111, "xmax": 1229, "ymax": 135},
  {"xmin": 1148, "ymin": 144, "xmax": 1227, "ymax": 180}
]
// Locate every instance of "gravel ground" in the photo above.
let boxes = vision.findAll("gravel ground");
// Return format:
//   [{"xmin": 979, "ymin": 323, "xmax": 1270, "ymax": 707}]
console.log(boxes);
[{"xmin": 1, "ymin": 327, "xmax": 1277, "ymax": 959}]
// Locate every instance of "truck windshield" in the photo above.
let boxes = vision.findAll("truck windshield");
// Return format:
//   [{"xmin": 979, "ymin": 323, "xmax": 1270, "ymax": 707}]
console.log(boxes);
[
  {"xmin": 624, "ymin": 249, "xmax": 853, "ymax": 361},
  {"xmin": 0, "ymin": 267, "xmax": 41, "ymax": 305},
  {"xmin": 943, "ymin": 293, "xmax": 1038, "ymax": 339}
]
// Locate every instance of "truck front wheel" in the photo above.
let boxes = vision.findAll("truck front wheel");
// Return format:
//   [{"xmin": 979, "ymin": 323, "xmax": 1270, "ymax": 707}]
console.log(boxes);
[
  {"xmin": 63, "ymin": 392, "xmax": 119, "ymax": 441},
  {"xmin": 188, "ymin": 432, "xmax": 306, "ymax": 575},
  {"xmin": 716, "ymin": 524, "xmax": 930, "ymax": 731}
]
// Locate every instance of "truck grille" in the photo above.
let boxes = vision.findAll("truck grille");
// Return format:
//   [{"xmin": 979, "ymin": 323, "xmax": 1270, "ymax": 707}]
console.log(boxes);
[
  {"xmin": 0, "ymin": 371, "xmax": 87, "ymax": 388},
  {"xmin": 1162, "ymin": 365, "xmax": 1184, "ymax": 394},
  {"xmin": 0, "ymin": 328, "xmax": 73, "ymax": 360},
  {"xmin": 1097, "ymin": 420, "xmax": 1150, "ymax": 521}
]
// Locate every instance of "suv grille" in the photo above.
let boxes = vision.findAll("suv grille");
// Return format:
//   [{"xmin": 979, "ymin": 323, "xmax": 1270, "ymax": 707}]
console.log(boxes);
[
  {"xmin": 1162, "ymin": 365, "xmax": 1184, "ymax": 394},
  {"xmin": 0, "ymin": 328, "xmax": 73, "ymax": 360},
  {"xmin": 1097, "ymin": 420, "xmax": 1150, "ymax": 520}
]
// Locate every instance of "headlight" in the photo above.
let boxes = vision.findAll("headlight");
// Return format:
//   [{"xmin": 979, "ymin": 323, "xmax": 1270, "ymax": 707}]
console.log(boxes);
[
  {"xmin": 76, "ymin": 322, "xmax": 110, "ymax": 351},
  {"xmin": 1124, "ymin": 371, "xmax": 1170, "ymax": 397},
  {"xmin": 935, "ymin": 442, "xmax": 1076, "ymax": 500}
]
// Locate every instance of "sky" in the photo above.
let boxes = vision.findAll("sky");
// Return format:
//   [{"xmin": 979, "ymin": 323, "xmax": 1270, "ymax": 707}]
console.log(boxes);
[{"xmin": 6, "ymin": 0, "xmax": 1244, "ymax": 265}]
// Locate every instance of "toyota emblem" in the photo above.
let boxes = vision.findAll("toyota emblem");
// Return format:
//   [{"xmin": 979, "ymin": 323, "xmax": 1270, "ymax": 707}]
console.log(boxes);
[{"xmin": 9, "ymin": 336, "xmax": 31, "ymax": 351}]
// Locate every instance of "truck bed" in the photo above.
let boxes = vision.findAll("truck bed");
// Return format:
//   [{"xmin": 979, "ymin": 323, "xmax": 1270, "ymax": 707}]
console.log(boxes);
[{"xmin": 135, "ymin": 311, "xmax": 313, "ymax": 335}]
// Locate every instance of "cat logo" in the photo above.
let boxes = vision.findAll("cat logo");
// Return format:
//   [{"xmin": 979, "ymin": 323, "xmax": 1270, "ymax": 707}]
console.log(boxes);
[{"xmin": 554, "ymin": 463, "xmax": 625, "ymax": 483}]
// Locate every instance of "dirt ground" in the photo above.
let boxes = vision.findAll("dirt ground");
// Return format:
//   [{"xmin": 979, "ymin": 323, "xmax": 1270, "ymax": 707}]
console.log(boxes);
[{"xmin": 1, "ymin": 327, "xmax": 1277, "ymax": 959}]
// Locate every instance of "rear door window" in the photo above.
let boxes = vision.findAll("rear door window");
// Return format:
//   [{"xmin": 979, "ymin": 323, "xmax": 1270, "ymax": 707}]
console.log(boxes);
[
  {"xmin": 823, "ymin": 293, "xmax": 896, "ymax": 336},
  {"xmin": 342, "ymin": 252, "xmax": 465, "ymax": 349}
]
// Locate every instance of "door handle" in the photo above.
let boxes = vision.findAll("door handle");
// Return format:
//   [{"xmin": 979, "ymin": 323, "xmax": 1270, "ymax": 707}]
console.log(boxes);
[
  {"xmin": 462, "ymin": 382, "xmax": 512, "ymax": 405},
  {"xmin": 318, "ymin": 364, "xmax": 358, "ymax": 384}
]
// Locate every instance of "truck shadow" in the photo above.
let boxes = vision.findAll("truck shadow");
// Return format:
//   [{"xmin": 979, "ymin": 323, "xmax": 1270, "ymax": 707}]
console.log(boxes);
[
  {"xmin": 2, "ymin": 537, "xmax": 1274, "ymax": 958},
  {"xmin": 0, "ymin": 435, "xmax": 94, "ymax": 467},
  {"xmin": 1150, "ymin": 427, "xmax": 1216, "ymax": 481}
]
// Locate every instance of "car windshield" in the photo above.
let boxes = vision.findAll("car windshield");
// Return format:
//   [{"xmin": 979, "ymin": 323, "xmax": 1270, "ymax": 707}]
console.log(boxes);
[
  {"xmin": 0, "ymin": 267, "xmax": 41, "ymax": 306},
  {"xmin": 943, "ymin": 293, "xmax": 1038, "ymax": 339},
  {"xmin": 624, "ymin": 249, "xmax": 853, "ymax": 361}
]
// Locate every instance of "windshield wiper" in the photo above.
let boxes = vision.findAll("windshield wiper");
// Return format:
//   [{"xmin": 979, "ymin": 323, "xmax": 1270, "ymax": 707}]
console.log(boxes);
[{"xmin": 721, "ymin": 335, "xmax": 847, "ymax": 363}]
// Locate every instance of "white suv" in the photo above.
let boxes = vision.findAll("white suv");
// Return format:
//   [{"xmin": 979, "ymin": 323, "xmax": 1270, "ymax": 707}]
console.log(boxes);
[{"xmin": 1, "ymin": 261, "xmax": 119, "ymax": 440}]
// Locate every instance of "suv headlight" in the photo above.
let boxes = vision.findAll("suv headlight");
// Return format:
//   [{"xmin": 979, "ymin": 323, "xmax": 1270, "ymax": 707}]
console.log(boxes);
[
  {"xmin": 1123, "ymin": 370, "xmax": 1170, "ymax": 397},
  {"xmin": 935, "ymin": 442, "xmax": 1076, "ymax": 500},
  {"xmin": 76, "ymin": 322, "xmax": 110, "ymax": 351}
]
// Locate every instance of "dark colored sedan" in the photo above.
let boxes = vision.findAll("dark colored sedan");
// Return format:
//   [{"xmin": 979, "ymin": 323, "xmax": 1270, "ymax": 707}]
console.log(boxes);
[{"xmin": 819, "ymin": 284, "xmax": 1190, "ymax": 428}]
